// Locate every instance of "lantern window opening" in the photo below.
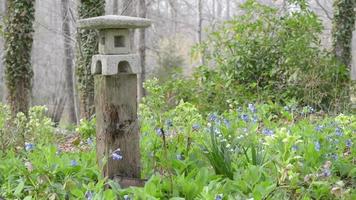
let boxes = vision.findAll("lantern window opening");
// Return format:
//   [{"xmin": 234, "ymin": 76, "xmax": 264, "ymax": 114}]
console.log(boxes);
[{"xmin": 114, "ymin": 35, "xmax": 126, "ymax": 47}]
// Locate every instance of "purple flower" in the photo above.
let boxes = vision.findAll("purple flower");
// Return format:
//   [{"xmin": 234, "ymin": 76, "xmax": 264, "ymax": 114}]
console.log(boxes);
[
  {"xmin": 248, "ymin": 104, "xmax": 256, "ymax": 113},
  {"xmin": 314, "ymin": 141, "xmax": 321, "ymax": 151},
  {"xmin": 70, "ymin": 160, "xmax": 78, "ymax": 167},
  {"xmin": 346, "ymin": 139, "xmax": 352, "ymax": 148},
  {"xmin": 25, "ymin": 143, "xmax": 35, "ymax": 151},
  {"xmin": 112, "ymin": 148, "xmax": 123, "ymax": 161},
  {"xmin": 215, "ymin": 194, "xmax": 223, "ymax": 200},
  {"xmin": 85, "ymin": 191, "xmax": 93, "ymax": 200},
  {"xmin": 240, "ymin": 114, "xmax": 249, "ymax": 122},
  {"xmin": 262, "ymin": 128, "xmax": 274, "ymax": 136}
]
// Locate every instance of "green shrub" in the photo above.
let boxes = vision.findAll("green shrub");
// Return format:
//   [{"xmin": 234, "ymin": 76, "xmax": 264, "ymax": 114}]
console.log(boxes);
[
  {"xmin": 0, "ymin": 104, "xmax": 54, "ymax": 151},
  {"xmin": 196, "ymin": 0, "xmax": 349, "ymax": 112}
]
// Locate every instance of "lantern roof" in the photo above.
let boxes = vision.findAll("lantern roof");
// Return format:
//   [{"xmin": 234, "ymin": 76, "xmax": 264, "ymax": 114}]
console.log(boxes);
[{"xmin": 78, "ymin": 15, "xmax": 151, "ymax": 29}]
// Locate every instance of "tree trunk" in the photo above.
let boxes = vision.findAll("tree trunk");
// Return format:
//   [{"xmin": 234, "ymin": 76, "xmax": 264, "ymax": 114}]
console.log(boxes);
[
  {"xmin": 61, "ymin": 0, "xmax": 77, "ymax": 124},
  {"xmin": 4, "ymin": 0, "xmax": 35, "ymax": 116},
  {"xmin": 169, "ymin": 0, "xmax": 178, "ymax": 34},
  {"xmin": 351, "ymin": 22, "xmax": 356, "ymax": 110},
  {"xmin": 198, "ymin": 0, "xmax": 204, "ymax": 65},
  {"xmin": 217, "ymin": 0, "xmax": 222, "ymax": 19},
  {"xmin": 138, "ymin": 0, "xmax": 147, "ymax": 100},
  {"xmin": 77, "ymin": 0, "xmax": 105, "ymax": 120},
  {"xmin": 225, "ymin": 0, "xmax": 230, "ymax": 20},
  {"xmin": 332, "ymin": 0, "xmax": 356, "ymax": 67}
]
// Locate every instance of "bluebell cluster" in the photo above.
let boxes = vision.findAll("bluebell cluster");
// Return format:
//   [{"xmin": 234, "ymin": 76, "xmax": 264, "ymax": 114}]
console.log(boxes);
[{"xmin": 262, "ymin": 128, "xmax": 274, "ymax": 136}]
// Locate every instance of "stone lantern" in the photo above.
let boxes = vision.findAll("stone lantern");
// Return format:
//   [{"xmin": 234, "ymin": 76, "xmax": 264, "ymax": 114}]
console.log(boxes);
[{"xmin": 78, "ymin": 15, "xmax": 151, "ymax": 187}]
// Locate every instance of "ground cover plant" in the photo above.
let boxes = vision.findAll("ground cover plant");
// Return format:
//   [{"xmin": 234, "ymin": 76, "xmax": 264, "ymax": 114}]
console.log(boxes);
[
  {"xmin": 0, "ymin": 1, "xmax": 355, "ymax": 200},
  {"xmin": 0, "ymin": 98, "xmax": 355, "ymax": 199}
]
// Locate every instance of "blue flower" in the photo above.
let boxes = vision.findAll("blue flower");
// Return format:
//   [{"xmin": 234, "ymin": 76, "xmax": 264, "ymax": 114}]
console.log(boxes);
[
  {"xmin": 215, "ymin": 194, "xmax": 223, "ymax": 200},
  {"xmin": 56, "ymin": 149, "xmax": 62, "ymax": 156},
  {"xmin": 166, "ymin": 119, "xmax": 173, "ymax": 127},
  {"xmin": 176, "ymin": 154, "xmax": 184, "ymax": 160},
  {"xmin": 248, "ymin": 103, "xmax": 256, "ymax": 113},
  {"xmin": 85, "ymin": 191, "xmax": 93, "ymax": 200},
  {"xmin": 262, "ymin": 128, "xmax": 274, "ymax": 136},
  {"xmin": 70, "ymin": 160, "xmax": 78, "ymax": 167},
  {"xmin": 322, "ymin": 168, "xmax": 331, "ymax": 177},
  {"xmin": 252, "ymin": 115, "xmax": 258, "ymax": 123},
  {"xmin": 87, "ymin": 137, "xmax": 94, "ymax": 145},
  {"xmin": 208, "ymin": 113, "xmax": 218, "ymax": 122},
  {"xmin": 192, "ymin": 124, "xmax": 200, "ymax": 131},
  {"xmin": 156, "ymin": 128, "xmax": 163, "ymax": 136},
  {"xmin": 314, "ymin": 141, "xmax": 321, "ymax": 151},
  {"xmin": 112, "ymin": 148, "xmax": 123, "ymax": 161},
  {"xmin": 335, "ymin": 127, "xmax": 343, "ymax": 137},
  {"xmin": 291, "ymin": 145, "xmax": 298, "ymax": 151},
  {"xmin": 346, "ymin": 139, "xmax": 352, "ymax": 148},
  {"xmin": 331, "ymin": 153, "xmax": 338, "ymax": 160},
  {"xmin": 223, "ymin": 119, "xmax": 231, "ymax": 128},
  {"xmin": 315, "ymin": 125, "xmax": 324, "ymax": 132},
  {"xmin": 284, "ymin": 106, "xmax": 290, "ymax": 111},
  {"xmin": 240, "ymin": 114, "xmax": 249, "ymax": 122},
  {"xmin": 25, "ymin": 143, "xmax": 35, "ymax": 151},
  {"xmin": 124, "ymin": 195, "xmax": 131, "ymax": 200}
]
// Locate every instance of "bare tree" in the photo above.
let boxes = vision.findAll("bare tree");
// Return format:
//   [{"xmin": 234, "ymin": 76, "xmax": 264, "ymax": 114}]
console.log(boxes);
[
  {"xmin": 61, "ymin": 0, "xmax": 78, "ymax": 124},
  {"xmin": 138, "ymin": 0, "xmax": 147, "ymax": 99},
  {"xmin": 225, "ymin": 0, "xmax": 230, "ymax": 20},
  {"xmin": 197, "ymin": 0, "xmax": 204, "ymax": 65}
]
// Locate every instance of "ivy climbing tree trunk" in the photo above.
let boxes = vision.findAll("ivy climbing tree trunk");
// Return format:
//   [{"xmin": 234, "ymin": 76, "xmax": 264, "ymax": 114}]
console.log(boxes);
[
  {"xmin": 332, "ymin": 0, "xmax": 356, "ymax": 110},
  {"xmin": 4, "ymin": 0, "xmax": 35, "ymax": 116},
  {"xmin": 76, "ymin": 0, "xmax": 105, "ymax": 120},
  {"xmin": 332, "ymin": 0, "xmax": 356, "ymax": 67}
]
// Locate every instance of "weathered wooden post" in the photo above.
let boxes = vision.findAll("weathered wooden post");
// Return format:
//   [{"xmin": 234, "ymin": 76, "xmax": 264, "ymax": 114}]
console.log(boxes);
[{"xmin": 78, "ymin": 15, "xmax": 151, "ymax": 187}]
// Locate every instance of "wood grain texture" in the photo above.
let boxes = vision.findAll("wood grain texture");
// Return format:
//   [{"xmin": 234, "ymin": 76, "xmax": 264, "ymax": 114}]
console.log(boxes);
[{"xmin": 95, "ymin": 74, "xmax": 140, "ymax": 180}]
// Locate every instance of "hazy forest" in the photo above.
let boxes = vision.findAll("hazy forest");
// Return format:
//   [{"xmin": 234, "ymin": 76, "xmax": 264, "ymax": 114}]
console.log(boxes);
[{"xmin": 0, "ymin": 0, "xmax": 355, "ymax": 199}]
